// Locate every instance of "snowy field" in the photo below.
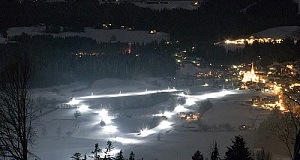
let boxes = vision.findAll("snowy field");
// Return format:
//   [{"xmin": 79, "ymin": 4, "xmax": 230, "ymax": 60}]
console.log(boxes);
[
  {"xmin": 133, "ymin": 1, "xmax": 200, "ymax": 10},
  {"xmin": 30, "ymin": 78, "xmax": 274, "ymax": 160}
]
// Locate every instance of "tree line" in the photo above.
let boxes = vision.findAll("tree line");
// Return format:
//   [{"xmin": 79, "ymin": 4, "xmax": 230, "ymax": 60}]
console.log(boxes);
[
  {"xmin": 70, "ymin": 135, "xmax": 270, "ymax": 160},
  {"xmin": 0, "ymin": 35, "xmax": 177, "ymax": 87},
  {"xmin": 1, "ymin": 34, "xmax": 299, "ymax": 87},
  {"xmin": 0, "ymin": 0, "xmax": 299, "ymax": 47}
]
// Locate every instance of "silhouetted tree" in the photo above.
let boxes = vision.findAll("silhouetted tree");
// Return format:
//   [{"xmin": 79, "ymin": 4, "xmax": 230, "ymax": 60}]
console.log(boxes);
[
  {"xmin": 0, "ymin": 55, "xmax": 35, "ymax": 160},
  {"xmin": 71, "ymin": 152, "xmax": 82, "ymax": 160},
  {"xmin": 270, "ymin": 96, "xmax": 300, "ymax": 160},
  {"xmin": 192, "ymin": 150, "xmax": 204, "ymax": 160},
  {"xmin": 104, "ymin": 141, "xmax": 114, "ymax": 159},
  {"xmin": 129, "ymin": 151, "xmax": 135, "ymax": 160},
  {"xmin": 224, "ymin": 135, "xmax": 253, "ymax": 160},
  {"xmin": 211, "ymin": 142, "xmax": 220, "ymax": 160},
  {"xmin": 91, "ymin": 143, "xmax": 102, "ymax": 160},
  {"xmin": 115, "ymin": 150, "xmax": 125, "ymax": 160},
  {"xmin": 253, "ymin": 148, "xmax": 272, "ymax": 160}
]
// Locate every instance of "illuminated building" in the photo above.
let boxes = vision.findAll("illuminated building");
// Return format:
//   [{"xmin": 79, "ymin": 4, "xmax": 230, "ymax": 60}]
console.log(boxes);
[{"xmin": 242, "ymin": 63, "xmax": 259, "ymax": 82}]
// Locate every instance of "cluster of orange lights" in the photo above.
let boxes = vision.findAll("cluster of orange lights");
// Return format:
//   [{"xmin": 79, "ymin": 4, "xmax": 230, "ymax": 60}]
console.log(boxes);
[
  {"xmin": 224, "ymin": 37, "xmax": 283, "ymax": 45},
  {"xmin": 76, "ymin": 52, "xmax": 99, "ymax": 57}
]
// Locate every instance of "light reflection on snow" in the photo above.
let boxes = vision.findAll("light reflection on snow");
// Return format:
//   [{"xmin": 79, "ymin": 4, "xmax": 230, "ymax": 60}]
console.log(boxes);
[
  {"xmin": 185, "ymin": 97, "xmax": 197, "ymax": 106},
  {"xmin": 139, "ymin": 128, "xmax": 156, "ymax": 137},
  {"xmin": 155, "ymin": 120, "xmax": 172, "ymax": 130},
  {"xmin": 114, "ymin": 137, "xmax": 141, "ymax": 144},
  {"xmin": 174, "ymin": 105, "xmax": 189, "ymax": 113},
  {"xmin": 95, "ymin": 109, "xmax": 114, "ymax": 124},
  {"xmin": 79, "ymin": 88, "xmax": 178, "ymax": 99},
  {"xmin": 67, "ymin": 89, "xmax": 235, "ymax": 139},
  {"xmin": 66, "ymin": 98, "xmax": 82, "ymax": 105},
  {"xmin": 138, "ymin": 120, "xmax": 173, "ymax": 137},
  {"xmin": 180, "ymin": 90, "xmax": 234, "ymax": 102},
  {"xmin": 77, "ymin": 104, "xmax": 91, "ymax": 113},
  {"xmin": 137, "ymin": 90, "xmax": 234, "ymax": 137},
  {"xmin": 102, "ymin": 125, "xmax": 118, "ymax": 133}
]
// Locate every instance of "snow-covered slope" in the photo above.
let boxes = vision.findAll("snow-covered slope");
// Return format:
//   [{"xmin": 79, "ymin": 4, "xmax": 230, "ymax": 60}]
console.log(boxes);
[
  {"xmin": 215, "ymin": 26, "xmax": 300, "ymax": 51},
  {"xmin": 6, "ymin": 26, "xmax": 170, "ymax": 44},
  {"xmin": 30, "ymin": 78, "xmax": 278, "ymax": 160},
  {"xmin": 133, "ymin": 1, "xmax": 200, "ymax": 10},
  {"xmin": 253, "ymin": 26, "xmax": 300, "ymax": 39}
]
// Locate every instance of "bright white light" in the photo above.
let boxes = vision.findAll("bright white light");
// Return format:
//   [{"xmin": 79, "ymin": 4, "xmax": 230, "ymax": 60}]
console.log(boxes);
[
  {"xmin": 114, "ymin": 137, "xmax": 141, "ymax": 144},
  {"xmin": 77, "ymin": 104, "xmax": 90, "ymax": 113},
  {"xmin": 79, "ymin": 88, "xmax": 178, "ymax": 99},
  {"xmin": 97, "ymin": 109, "xmax": 108, "ymax": 116},
  {"xmin": 177, "ymin": 92, "xmax": 186, "ymax": 97},
  {"xmin": 203, "ymin": 83, "xmax": 209, "ymax": 86},
  {"xmin": 156, "ymin": 120, "xmax": 172, "ymax": 130},
  {"xmin": 182, "ymin": 90, "xmax": 234, "ymax": 102},
  {"xmin": 185, "ymin": 97, "xmax": 197, "ymax": 106},
  {"xmin": 66, "ymin": 98, "xmax": 82, "ymax": 105},
  {"xmin": 102, "ymin": 125, "xmax": 118, "ymax": 133},
  {"xmin": 162, "ymin": 111, "xmax": 175, "ymax": 118},
  {"xmin": 174, "ymin": 105, "xmax": 189, "ymax": 113},
  {"xmin": 139, "ymin": 128, "xmax": 156, "ymax": 137},
  {"xmin": 95, "ymin": 109, "xmax": 114, "ymax": 124}
]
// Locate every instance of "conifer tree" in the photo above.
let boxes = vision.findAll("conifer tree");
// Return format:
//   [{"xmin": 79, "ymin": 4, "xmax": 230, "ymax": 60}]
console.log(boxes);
[
  {"xmin": 71, "ymin": 153, "xmax": 82, "ymax": 160},
  {"xmin": 129, "ymin": 151, "xmax": 135, "ymax": 160},
  {"xmin": 91, "ymin": 143, "xmax": 102, "ymax": 160},
  {"xmin": 211, "ymin": 142, "xmax": 220, "ymax": 160},
  {"xmin": 115, "ymin": 150, "xmax": 125, "ymax": 160},
  {"xmin": 192, "ymin": 150, "xmax": 204, "ymax": 160},
  {"xmin": 104, "ymin": 141, "xmax": 114, "ymax": 159},
  {"xmin": 224, "ymin": 135, "xmax": 253, "ymax": 160}
]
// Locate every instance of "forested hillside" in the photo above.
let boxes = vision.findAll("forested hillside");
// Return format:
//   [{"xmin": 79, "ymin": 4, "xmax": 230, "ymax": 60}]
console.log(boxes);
[
  {"xmin": 0, "ymin": 0, "xmax": 298, "ymax": 45},
  {"xmin": 0, "ymin": 35, "xmax": 177, "ymax": 87},
  {"xmin": 0, "ymin": 0, "xmax": 299, "ymax": 87}
]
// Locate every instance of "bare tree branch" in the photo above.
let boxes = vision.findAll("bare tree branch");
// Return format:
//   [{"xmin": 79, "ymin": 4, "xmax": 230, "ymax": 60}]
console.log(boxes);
[{"xmin": 0, "ymin": 54, "xmax": 36, "ymax": 160}]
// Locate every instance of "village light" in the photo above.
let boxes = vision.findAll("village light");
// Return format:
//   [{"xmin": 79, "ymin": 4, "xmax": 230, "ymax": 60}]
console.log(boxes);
[
  {"xmin": 225, "ymin": 40, "xmax": 231, "ymax": 44},
  {"xmin": 78, "ymin": 104, "xmax": 91, "ymax": 113},
  {"xmin": 67, "ymin": 98, "xmax": 82, "ymax": 105}
]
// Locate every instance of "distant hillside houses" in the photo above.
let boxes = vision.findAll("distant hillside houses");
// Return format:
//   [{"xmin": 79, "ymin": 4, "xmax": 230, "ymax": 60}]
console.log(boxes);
[{"xmin": 215, "ymin": 26, "xmax": 300, "ymax": 51}]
